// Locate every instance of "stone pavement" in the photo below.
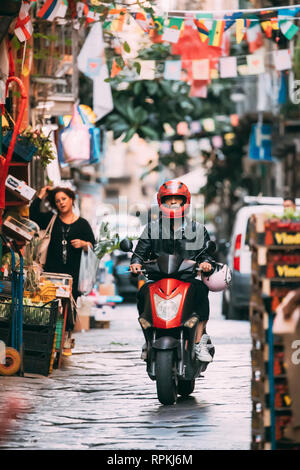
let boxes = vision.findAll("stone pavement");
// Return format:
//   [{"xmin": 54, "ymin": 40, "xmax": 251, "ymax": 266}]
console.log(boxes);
[{"xmin": 0, "ymin": 292, "xmax": 252, "ymax": 450}]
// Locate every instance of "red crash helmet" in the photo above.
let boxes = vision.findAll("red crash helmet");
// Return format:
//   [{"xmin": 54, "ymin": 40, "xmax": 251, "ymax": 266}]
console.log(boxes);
[{"xmin": 157, "ymin": 180, "xmax": 191, "ymax": 218}]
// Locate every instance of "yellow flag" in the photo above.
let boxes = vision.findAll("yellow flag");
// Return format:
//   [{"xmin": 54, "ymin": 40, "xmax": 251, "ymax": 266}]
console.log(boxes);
[{"xmin": 236, "ymin": 18, "xmax": 245, "ymax": 43}]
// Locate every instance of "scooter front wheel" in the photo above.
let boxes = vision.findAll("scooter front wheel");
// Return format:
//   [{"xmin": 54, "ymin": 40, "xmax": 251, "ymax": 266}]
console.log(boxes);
[{"xmin": 155, "ymin": 350, "xmax": 177, "ymax": 405}]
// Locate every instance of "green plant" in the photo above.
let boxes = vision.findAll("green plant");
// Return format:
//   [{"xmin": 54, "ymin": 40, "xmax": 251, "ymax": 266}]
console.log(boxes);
[
  {"xmin": 94, "ymin": 222, "xmax": 136, "ymax": 260},
  {"xmin": 21, "ymin": 126, "xmax": 56, "ymax": 168},
  {"xmin": 100, "ymin": 79, "xmax": 203, "ymax": 142}
]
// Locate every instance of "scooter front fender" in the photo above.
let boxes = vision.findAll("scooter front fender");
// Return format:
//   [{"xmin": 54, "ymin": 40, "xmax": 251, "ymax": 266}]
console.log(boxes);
[{"xmin": 152, "ymin": 337, "xmax": 181, "ymax": 358}]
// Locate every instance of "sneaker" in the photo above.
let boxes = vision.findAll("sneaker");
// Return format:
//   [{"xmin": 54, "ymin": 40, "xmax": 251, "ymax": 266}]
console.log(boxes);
[{"xmin": 194, "ymin": 334, "xmax": 213, "ymax": 362}]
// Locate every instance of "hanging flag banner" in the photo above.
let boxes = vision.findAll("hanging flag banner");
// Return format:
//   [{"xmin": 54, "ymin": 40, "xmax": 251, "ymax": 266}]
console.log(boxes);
[
  {"xmin": 86, "ymin": 57, "xmax": 102, "ymax": 77},
  {"xmin": 131, "ymin": 11, "xmax": 149, "ymax": 32},
  {"xmin": 164, "ymin": 60, "xmax": 182, "ymax": 80},
  {"xmin": 273, "ymin": 49, "xmax": 292, "ymax": 71},
  {"xmin": 14, "ymin": 2, "xmax": 33, "ymax": 42},
  {"xmin": 110, "ymin": 8, "xmax": 127, "ymax": 32},
  {"xmin": 152, "ymin": 16, "xmax": 165, "ymax": 35},
  {"xmin": 37, "ymin": 0, "xmax": 63, "ymax": 20},
  {"xmin": 249, "ymin": 123, "xmax": 272, "ymax": 161},
  {"xmin": 194, "ymin": 13, "xmax": 213, "ymax": 42},
  {"xmin": 192, "ymin": 59, "xmax": 210, "ymax": 80},
  {"xmin": 224, "ymin": 12, "xmax": 243, "ymax": 31},
  {"xmin": 208, "ymin": 20, "xmax": 225, "ymax": 47},
  {"xmin": 219, "ymin": 56, "xmax": 237, "ymax": 78},
  {"xmin": 110, "ymin": 59, "xmax": 122, "ymax": 78},
  {"xmin": 279, "ymin": 19, "xmax": 299, "ymax": 40},
  {"xmin": 236, "ymin": 18, "xmax": 249, "ymax": 44},
  {"xmin": 247, "ymin": 54, "xmax": 265, "ymax": 75},
  {"xmin": 162, "ymin": 17, "xmax": 184, "ymax": 43},
  {"xmin": 140, "ymin": 60, "xmax": 156, "ymax": 80},
  {"xmin": 278, "ymin": 7, "xmax": 300, "ymax": 39},
  {"xmin": 212, "ymin": 135, "xmax": 223, "ymax": 148},
  {"xmin": 246, "ymin": 21, "xmax": 264, "ymax": 53}
]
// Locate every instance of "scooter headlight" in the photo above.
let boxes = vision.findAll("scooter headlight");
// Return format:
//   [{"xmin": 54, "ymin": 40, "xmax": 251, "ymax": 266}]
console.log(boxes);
[{"xmin": 154, "ymin": 294, "xmax": 182, "ymax": 321}]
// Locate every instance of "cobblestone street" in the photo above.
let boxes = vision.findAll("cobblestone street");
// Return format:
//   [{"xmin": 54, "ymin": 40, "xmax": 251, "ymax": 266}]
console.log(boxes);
[{"xmin": 0, "ymin": 293, "xmax": 252, "ymax": 450}]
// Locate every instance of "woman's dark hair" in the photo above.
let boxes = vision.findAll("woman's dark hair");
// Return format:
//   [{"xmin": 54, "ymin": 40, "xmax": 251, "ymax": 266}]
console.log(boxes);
[
  {"xmin": 46, "ymin": 187, "xmax": 76, "ymax": 210},
  {"xmin": 284, "ymin": 195, "xmax": 296, "ymax": 204}
]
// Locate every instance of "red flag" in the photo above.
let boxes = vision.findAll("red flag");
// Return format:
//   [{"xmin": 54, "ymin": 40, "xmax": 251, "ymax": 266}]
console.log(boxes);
[{"xmin": 172, "ymin": 25, "xmax": 222, "ymax": 85}]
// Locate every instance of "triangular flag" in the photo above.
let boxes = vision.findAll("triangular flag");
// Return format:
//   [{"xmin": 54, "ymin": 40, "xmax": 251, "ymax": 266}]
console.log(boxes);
[
  {"xmin": 194, "ymin": 13, "xmax": 213, "ymax": 42},
  {"xmin": 194, "ymin": 18, "xmax": 209, "ymax": 42},
  {"xmin": 131, "ymin": 11, "xmax": 149, "ymax": 32},
  {"xmin": 153, "ymin": 16, "xmax": 164, "ymax": 35},
  {"xmin": 37, "ymin": 0, "xmax": 62, "ymax": 21},
  {"xmin": 279, "ymin": 20, "xmax": 299, "ymax": 40},
  {"xmin": 209, "ymin": 20, "xmax": 225, "ymax": 47},
  {"xmin": 111, "ymin": 59, "xmax": 122, "ymax": 78},
  {"xmin": 236, "ymin": 18, "xmax": 250, "ymax": 44},
  {"xmin": 224, "ymin": 12, "xmax": 242, "ymax": 31},
  {"xmin": 246, "ymin": 22, "xmax": 263, "ymax": 53}
]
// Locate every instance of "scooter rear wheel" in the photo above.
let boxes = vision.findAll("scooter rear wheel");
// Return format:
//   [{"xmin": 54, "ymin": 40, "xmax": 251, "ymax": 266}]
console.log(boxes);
[
  {"xmin": 178, "ymin": 379, "xmax": 195, "ymax": 397},
  {"xmin": 155, "ymin": 350, "xmax": 177, "ymax": 405}
]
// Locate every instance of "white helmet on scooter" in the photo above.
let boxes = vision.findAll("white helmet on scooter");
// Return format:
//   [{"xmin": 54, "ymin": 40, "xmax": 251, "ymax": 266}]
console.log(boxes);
[{"xmin": 201, "ymin": 263, "xmax": 232, "ymax": 292}]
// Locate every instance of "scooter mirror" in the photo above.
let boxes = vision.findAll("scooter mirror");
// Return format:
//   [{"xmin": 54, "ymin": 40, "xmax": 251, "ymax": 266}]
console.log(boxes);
[
  {"xmin": 119, "ymin": 238, "xmax": 133, "ymax": 253},
  {"xmin": 205, "ymin": 240, "xmax": 216, "ymax": 255}
]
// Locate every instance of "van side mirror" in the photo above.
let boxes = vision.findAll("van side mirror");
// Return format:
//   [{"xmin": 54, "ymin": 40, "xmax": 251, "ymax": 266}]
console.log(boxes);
[{"xmin": 119, "ymin": 238, "xmax": 133, "ymax": 253}]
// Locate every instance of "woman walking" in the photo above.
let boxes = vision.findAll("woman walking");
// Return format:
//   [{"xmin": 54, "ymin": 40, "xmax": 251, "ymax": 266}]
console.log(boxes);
[{"xmin": 29, "ymin": 185, "xmax": 95, "ymax": 339}]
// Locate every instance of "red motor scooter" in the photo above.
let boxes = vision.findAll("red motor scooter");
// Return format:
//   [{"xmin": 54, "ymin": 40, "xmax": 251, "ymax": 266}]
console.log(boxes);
[{"xmin": 120, "ymin": 238, "xmax": 216, "ymax": 405}]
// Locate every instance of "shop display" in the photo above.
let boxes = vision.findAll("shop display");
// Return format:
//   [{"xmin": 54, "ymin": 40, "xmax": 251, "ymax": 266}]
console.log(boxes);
[
  {"xmin": 250, "ymin": 214, "xmax": 300, "ymax": 450},
  {"xmin": 2, "ymin": 214, "xmax": 39, "ymax": 242},
  {"xmin": 5, "ymin": 174, "xmax": 36, "ymax": 203},
  {"xmin": 40, "ymin": 272, "xmax": 73, "ymax": 298}
]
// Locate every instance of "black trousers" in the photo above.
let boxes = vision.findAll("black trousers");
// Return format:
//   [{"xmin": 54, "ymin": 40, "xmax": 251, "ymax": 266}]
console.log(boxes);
[{"xmin": 136, "ymin": 278, "xmax": 210, "ymax": 322}]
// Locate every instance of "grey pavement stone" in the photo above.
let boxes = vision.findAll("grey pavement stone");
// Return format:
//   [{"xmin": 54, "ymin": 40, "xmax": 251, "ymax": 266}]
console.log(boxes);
[{"xmin": 0, "ymin": 292, "xmax": 252, "ymax": 450}]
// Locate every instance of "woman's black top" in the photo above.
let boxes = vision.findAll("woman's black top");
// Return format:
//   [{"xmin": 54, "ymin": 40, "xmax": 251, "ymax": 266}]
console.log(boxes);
[{"xmin": 29, "ymin": 197, "xmax": 95, "ymax": 300}]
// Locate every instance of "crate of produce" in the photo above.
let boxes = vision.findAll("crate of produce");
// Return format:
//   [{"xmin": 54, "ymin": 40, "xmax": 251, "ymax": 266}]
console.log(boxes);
[
  {"xmin": 23, "ymin": 350, "xmax": 53, "ymax": 376},
  {"xmin": 40, "ymin": 273, "xmax": 72, "ymax": 298},
  {"xmin": 0, "ymin": 326, "xmax": 55, "ymax": 353},
  {"xmin": 0, "ymin": 299, "xmax": 58, "ymax": 327}
]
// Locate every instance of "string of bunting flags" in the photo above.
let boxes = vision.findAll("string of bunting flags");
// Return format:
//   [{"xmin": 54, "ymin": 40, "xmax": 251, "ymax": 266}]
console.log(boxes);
[
  {"xmin": 13, "ymin": 1, "xmax": 300, "ymax": 46},
  {"xmin": 108, "ymin": 47, "xmax": 293, "ymax": 82}
]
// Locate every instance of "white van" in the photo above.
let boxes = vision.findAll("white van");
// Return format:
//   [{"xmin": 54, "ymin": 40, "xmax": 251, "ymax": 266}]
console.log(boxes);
[{"xmin": 222, "ymin": 197, "xmax": 300, "ymax": 320}]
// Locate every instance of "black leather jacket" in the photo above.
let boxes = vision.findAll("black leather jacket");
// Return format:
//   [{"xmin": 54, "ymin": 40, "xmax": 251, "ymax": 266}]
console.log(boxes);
[{"xmin": 131, "ymin": 217, "xmax": 215, "ymax": 274}]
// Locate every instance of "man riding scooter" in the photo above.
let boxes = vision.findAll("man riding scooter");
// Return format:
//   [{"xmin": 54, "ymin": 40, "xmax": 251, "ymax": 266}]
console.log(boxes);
[{"xmin": 130, "ymin": 180, "xmax": 216, "ymax": 363}]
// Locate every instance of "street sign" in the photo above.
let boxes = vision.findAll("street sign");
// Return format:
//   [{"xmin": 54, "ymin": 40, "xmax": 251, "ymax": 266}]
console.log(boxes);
[{"xmin": 249, "ymin": 123, "xmax": 273, "ymax": 161}]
